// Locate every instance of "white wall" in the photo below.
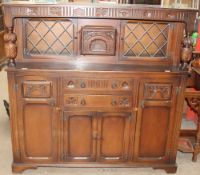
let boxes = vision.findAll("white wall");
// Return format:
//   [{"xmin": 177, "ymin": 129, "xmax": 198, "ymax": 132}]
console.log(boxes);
[{"xmin": 0, "ymin": 69, "xmax": 9, "ymax": 118}]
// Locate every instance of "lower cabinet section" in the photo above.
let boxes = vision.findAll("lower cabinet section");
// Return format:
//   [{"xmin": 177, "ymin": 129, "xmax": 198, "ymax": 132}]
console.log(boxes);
[
  {"xmin": 9, "ymin": 71, "xmax": 185, "ymax": 173},
  {"xmin": 63, "ymin": 111, "xmax": 132, "ymax": 162}
]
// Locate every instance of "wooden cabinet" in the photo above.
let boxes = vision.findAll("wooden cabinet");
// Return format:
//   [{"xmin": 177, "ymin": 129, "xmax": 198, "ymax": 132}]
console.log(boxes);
[
  {"xmin": 134, "ymin": 80, "xmax": 179, "ymax": 162},
  {"xmin": 15, "ymin": 76, "xmax": 59, "ymax": 163},
  {"xmin": 3, "ymin": 1, "xmax": 196, "ymax": 174}
]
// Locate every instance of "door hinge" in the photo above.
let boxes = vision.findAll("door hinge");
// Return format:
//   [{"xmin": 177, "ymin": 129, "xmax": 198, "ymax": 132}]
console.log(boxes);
[
  {"xmin": 61, "ymin": 154, "xmax": 66, "ymax": 160},
  {"xmin": 14, "ymin": 84, "xmax": 18, "ymax": 92},
  {"xmin": 176, "ymin": 86, "xmax": 181, "ymax": 95}
]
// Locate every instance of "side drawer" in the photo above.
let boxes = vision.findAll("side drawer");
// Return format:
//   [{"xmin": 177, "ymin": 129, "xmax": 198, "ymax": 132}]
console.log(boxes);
[
  {"xmin": 63, "ymin": 78, "xmax": 132, "ymax": 91},
  {"xmin": 23, "ymin": 81, "xmax": 52, "ymax": 98},
  {"xmin": 64, "ymin": 94, "xmax": 132, "ymax": 108}
]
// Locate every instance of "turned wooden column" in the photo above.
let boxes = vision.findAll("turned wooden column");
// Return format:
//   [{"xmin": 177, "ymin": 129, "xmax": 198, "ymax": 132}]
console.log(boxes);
[
  {"xmin": 4, "ymin": 27, "xmax": 17, "ymax": 67},
  {"xmin": 185, "ymin": 91, "xmax": 200, "ymax": 162}
]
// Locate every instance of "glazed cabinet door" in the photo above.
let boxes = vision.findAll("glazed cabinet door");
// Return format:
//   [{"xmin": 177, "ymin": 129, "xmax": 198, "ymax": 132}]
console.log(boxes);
[
  {"xmin": 97, "ymin": 112, "xmax": 131, "ymax": 162},
  {"xmin": 63, "ymin": 111, "xmax": 97, "ymax": 162},
  {"xmin": 16, "ymin": 76, "xmax": 59, "ymax": 163},
  {"xmin": 134, "ymin": 80, "xmax": 179, "ymax": 162}
]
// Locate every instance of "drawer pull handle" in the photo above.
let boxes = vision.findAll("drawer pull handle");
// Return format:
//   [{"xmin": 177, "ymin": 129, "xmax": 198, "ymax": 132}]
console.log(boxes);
[
  {"xmin": 80, "ymin": 99, "xmax": 86, "ymax": 106},
  {"xmin": 80, "ymin": 82, "xmax": 86, "ymax": 88},
  {"xmin": 111, "ymin": 83, "xmax": 118, "ymax": 89},
  {"xmin": 111, "ymin": 100, "xmax": 117, "ymax": 106},
  {"xmin": 122, "ymin": 82, "xmax": 129, "ymax": 89},
  {"xmin": 67, "ymin": 81, "xmax": 75, "ymax": 88}
]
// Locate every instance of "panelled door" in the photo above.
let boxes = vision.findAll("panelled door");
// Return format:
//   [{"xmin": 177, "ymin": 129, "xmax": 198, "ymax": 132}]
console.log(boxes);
[
  {"xmin": 97, "ymin": 112, "xmax": 132, "ymax": 162},
  {"xmin": 16, "ymin": 76, "xmax": 58, "ymax": 163},
  {"xmin": 63, "ymin": 111, "xmax": 132, "ymax": 162},
  {"xmin": 63, "ymin": 111, "xmax": 97, "ymax": 162},
  {"xmin": 134, "ymin": 78, "xmax": 180, "ymax": 163}
]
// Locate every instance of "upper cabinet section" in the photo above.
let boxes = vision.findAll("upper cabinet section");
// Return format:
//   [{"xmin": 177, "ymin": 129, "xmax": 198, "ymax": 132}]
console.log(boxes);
[{"xmin": 2, "ymin": 3, "xmax": 197, "ymax": 67}]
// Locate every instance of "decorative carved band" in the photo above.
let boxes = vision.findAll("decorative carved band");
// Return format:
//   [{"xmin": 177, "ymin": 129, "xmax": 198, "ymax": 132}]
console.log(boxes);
[
  {"xmin": 144, "ymin": 83, "xmax": 172, "ymax": 100},
  {"xmin": 3, "ymin": 4, "xmax": 195, "ymax": 23},
  {"xmin": 4, "ymin": 28, "xmax": 17, "ymax": 67}
]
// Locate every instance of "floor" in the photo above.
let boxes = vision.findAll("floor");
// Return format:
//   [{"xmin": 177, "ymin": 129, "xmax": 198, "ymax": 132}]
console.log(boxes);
[{"xmin": 0, "ymin": 70, "xmax": 200, "ymax": 175}]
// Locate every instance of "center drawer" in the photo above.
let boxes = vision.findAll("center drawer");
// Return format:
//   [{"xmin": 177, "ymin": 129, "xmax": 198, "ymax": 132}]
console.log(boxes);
[{"xmin": 64, "ymin": 94, "xmax": 132, "ymax": 108}]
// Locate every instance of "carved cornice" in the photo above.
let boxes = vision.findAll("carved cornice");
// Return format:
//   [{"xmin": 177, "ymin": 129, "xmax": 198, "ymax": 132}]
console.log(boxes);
[{"xmin": 2, "ymin": 4, "xmax": 197, "ymax": 26}]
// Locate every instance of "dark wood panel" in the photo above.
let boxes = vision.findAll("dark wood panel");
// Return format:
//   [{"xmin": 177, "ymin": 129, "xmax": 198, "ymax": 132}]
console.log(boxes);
[
  {"xmin": 63, "ymin": 111, "xmax": 96, "ymax": 162},
  {"xmin": 97, "ymin": 112, "xmax": 131, "ymax": 162}
]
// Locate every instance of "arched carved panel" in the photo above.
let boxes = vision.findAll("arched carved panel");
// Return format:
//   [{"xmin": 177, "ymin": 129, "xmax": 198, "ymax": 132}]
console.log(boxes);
[{"xmin": 81, "ymin": 26, "xmax": 116, "ymax": 56}]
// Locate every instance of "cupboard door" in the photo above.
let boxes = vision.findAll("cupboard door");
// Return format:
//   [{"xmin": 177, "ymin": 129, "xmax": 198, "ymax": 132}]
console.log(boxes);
[
  {"xmin": 16, "ymin": 77, "xmax": 58, "ymax": 163},
  {"xmin": 134, "ymin": 81, "xmax": 178, "ymax": 162},
  {"xmin": 63, "ymin": 111, "xmax": 97, "ymax": 162},
  {"xmin": 97, "ymin": 112, "xmax": 131, "ymax": 162}
]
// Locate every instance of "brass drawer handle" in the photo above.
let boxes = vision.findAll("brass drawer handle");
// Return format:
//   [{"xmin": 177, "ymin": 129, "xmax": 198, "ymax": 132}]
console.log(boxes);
[
  {"xmin": 67, "ymin": 81, "xmax": 75, "ymax": 88},
  {"xmin": 80, "ymin": 82, "xmax": 86, "ymax": 88},
  {"xmin": 80, "ymin": 99, "xmax": 86, "ymax": 106},
  {"xmin": 122, "ymin": 81, "xmax": 129, "ymax": 89},
  {"xmin": 111, "ymin": 99, "xmax": 117, "ymax": 106},
  {"xmin": 111, "ymin": 82, "xmax": 118, "ymax": 89}
]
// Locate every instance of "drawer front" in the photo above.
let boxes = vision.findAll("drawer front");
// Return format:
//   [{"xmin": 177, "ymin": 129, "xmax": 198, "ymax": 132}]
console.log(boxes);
[
  {"xmin": 63, "ymin": 78, "xmax": 132, "ymax": 91},
  {"xmin": 144, "ymin": 83, "xmax": 172, "ymax": 100},
  {"xmin": 64, "ymin": 94, "xmax": 132, "ymax": 108},
  {"xmin": 23, "ymin": 81, "xmax": 52, "ymax": 98}
]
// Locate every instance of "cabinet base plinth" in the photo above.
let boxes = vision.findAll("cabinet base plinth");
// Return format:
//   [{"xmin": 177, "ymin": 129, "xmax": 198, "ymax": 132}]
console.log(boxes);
[
  {"xmin": 12, "ymin": 163, "xmax": 178, "ymax": 174},
  {"xmin": 12, "ymin": 163, "xmax": 38, "ymax": 173},
  {"xmin": 153, "ymin": 165, "xmax": 177, "ymax": 174}
]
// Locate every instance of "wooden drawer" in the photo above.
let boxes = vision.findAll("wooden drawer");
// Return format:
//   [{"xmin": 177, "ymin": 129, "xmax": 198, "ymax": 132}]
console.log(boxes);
[
  {"xmin": 63, "ymin": 78, "xmax": 132, "ymax": 91},
  {"xmin": 64, "ymin": 94, "xmax": 132, "ymax": 108},
  {"xmin": 23, "ymin": 81, "xmax": 52, "ymax": 98}
]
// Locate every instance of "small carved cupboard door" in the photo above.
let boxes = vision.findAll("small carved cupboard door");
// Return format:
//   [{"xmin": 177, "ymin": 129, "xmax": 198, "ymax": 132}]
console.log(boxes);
[
  {"xmin": 63, "ymin": 111, "xmax": 97, "ymax": 162},
  {"xmin": 133, "ymin": 79, "xmax": 180, "ymax": 163},
  {"xmin": 96, "ymin": 112, "xmax": 131, "ymax": 162},
  {"xmin": 16, "ymin": 76, "xmax": 58, "ymax": 163}
]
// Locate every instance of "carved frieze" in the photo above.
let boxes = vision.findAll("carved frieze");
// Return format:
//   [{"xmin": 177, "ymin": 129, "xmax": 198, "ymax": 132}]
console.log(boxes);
[
  {"xmin": 73, "ymin": 7, "xmax": 85, "ymax": 16},
  {"xmin": 144, "ymin": 83, "xmax": 172, "ymax": 100},
  {"xmin": 48, "ymin": 7, "xmax": 62, "ymax": 16},
  {"xmin": 96, "ymin": 8, "xmax": 109, "ymax": 17},
  {"xmin": 25, "ymin": 7, "xmax": 38, "ymax": 16},
  {"xmin": 23, "ymin": 81, "xmax": 52, "ymax": 98}
]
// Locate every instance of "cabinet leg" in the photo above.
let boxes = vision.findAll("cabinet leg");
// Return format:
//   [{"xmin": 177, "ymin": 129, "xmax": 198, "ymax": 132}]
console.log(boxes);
[
  {"xmin": 153, "ymin": 165, "xmax": 177, "ymax": 174},
  {"xmin": 12, "ymin": 163, "xmax": 38, "ymax": 173},
  {"xmin": 192, "ymin": 142, "xmax": 200, "ymax": 162}
]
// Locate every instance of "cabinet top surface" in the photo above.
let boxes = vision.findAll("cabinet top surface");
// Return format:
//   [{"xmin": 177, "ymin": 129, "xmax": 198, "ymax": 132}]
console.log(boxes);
[{"xmin": 2, "ymin": 1, "xmax": 197, "ymax": 11}]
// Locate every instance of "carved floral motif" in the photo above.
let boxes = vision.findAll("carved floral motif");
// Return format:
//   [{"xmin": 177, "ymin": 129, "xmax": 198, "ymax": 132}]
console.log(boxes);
[
  {"xmin": 144, "ymin": 84, "xmax": 172, "ymax": 100},
  {"xmin": 96, "ymin": 8, "xmax": 109, "ymax": 17},
  {"xmin": 25, "ymin": 7, "xmax": 38, "ymax": 16},
  {"xmin": 48, "ymin": 7, "xmax": 62, "ymax": 16},
  {"xmin": 73, "ymin": 8, "xmax": 85, "ymax": 16},
  {"xmin": 65, "ymin": 97, "xmax": 78, "ymax": 105}
]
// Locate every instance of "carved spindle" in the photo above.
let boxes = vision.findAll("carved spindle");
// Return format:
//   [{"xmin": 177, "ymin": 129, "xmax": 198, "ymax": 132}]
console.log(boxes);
[
  {"xmin": 181, "ymin": 34, "xmax": 193, "ymax": 70},
  {"xmin": 4, "ymin": 28, "xmax": 17, "ymax": 67}
]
